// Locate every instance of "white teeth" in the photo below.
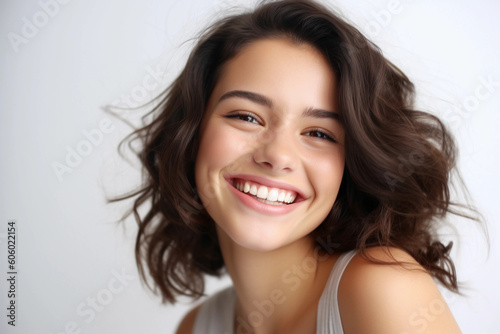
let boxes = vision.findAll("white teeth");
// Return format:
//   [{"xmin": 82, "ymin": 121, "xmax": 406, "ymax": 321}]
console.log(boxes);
[
  {"xmin": 267, "ymin": 188, "xmax": 279, "ymax": 201},
  {"xmin": 249, "ymin": 184, "xmax": 258, "ymax": 196},
  {"xmin": 254, "ymin": 197, "xmax": 286, "ymax": 206},
  {"xmin": 235, "ymin": 180, "xmax": 298, "ymax": 204},
  {"xmin": 257, "ymin": 186, "xmax": 268, "ymax": 199}
]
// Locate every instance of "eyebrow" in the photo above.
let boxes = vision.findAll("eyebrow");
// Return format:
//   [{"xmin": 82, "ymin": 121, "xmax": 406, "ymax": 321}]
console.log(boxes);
[
  {"xmin": 218, "ymin": 90, "xmax": 339, "ymax": 120},
  {"xmin": 218, "ymin": 90, "xmax": 273, "ymax": 108},
  {"xmin": 302, "ymin": 107, "xmax": 339, "ymax": 120}
]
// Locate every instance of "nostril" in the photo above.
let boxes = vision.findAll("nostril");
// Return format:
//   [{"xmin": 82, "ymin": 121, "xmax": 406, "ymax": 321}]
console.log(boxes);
[{"xmin": 261, "ymin": 161, "xmax": 273, "ymax": 169}]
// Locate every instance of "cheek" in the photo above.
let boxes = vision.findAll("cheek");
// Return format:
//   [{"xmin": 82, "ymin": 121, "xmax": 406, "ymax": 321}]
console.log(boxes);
[
  {"xmin": 196, "ymin": 123, "xmax": 242, "ymax": 173},
  {"xmin": 194, "ymin": 121, "xmax": 248, "ymax": 202},
  {"xmin": 196, "ymin": 122, "xmax": 222, "ymax": 173},
  {"xmin": 309, "ymin": 151, "xmax": 345, "ymax": 197},
  {"xmin": 195, "ymin": 127, "xmax": 222, "ymax": 209}
]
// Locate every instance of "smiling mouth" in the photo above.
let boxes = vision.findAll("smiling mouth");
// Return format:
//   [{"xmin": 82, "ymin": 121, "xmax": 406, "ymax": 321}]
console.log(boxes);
[{"xmin": 232, "ymin": 178, "xmax": 298, "ymax": 205}]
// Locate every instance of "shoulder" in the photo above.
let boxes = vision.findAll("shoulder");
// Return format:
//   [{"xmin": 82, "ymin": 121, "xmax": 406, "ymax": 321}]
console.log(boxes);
[
  {"xmin": 175, "ymin": 304, "xmax": 201, "ymax": 334},
  {"xmin": 337, "ymin": 247, "xmax": 461, "ymax": 334}
]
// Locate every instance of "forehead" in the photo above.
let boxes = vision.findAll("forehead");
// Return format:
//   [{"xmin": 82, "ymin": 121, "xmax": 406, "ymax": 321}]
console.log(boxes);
[{"xmin": 208, "ymin": 38, "xmax": 338, "ymax": 113}]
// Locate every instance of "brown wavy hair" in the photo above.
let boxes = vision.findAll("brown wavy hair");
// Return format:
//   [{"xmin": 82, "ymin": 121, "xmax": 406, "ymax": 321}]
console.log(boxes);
[{"xmin": 110, "ymin": 0, "xmax": 480, "ymax": 303}]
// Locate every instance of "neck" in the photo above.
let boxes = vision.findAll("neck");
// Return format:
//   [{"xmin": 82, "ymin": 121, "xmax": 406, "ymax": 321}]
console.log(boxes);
[{"xmin": 217, "ymin": 228, "xmax": 338, "ymax": 334}]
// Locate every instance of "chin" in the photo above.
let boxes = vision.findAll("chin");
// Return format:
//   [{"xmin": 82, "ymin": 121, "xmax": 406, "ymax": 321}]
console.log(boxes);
[
  {"xmin": 216, "ymin": 219, "xmax": 308, "ymax": 253},
  {"xmin": 217, "ymin": 225, "xmax": 282, "ymax": 252}
]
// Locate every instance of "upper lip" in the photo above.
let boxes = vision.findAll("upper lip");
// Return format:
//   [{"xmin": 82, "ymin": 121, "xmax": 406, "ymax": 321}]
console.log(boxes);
[{"xmin": 224, "ymin": 173, "xmax": 307, "ymax": 201}]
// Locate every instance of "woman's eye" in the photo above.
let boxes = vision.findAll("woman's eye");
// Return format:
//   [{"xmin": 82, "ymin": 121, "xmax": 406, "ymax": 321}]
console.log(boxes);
[
  {"xmin": 225, "ymin": 113, "xmax": 260, "ymax": 124},
  {"xmin": 304, "ymin": 130, "xmax": 336, "ymax": 143}
]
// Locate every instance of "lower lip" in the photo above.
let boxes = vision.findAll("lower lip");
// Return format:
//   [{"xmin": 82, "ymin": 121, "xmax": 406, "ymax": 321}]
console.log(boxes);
[{"xmin": 226, "ymin": 179, "xmax": 303, "ymax": 216}]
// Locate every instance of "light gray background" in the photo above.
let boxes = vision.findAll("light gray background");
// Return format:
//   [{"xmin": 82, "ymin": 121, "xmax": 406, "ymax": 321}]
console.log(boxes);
[{"xmin": 1, "ymin": 0, "xmax": 498, "ymax": 333}]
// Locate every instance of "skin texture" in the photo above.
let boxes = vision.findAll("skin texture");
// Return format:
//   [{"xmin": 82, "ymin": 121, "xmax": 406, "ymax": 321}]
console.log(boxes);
[
  {"xmin": 177, "ymin": 249, "xmax": 462, "ymax": 334},
  {"xmin": 338, "ymin": 247, "xmax": 462, "ymax": 334},
  {"xmin": 193, "ymin": 37, "xmax": 345, "ymax": 333},
  {"xmin": 195, "ymin": 38, "xmax": 345, "ymax": 253},
  {"xmin": 176, "ymin": 38, "xmax": 461, "ymax": 334}
]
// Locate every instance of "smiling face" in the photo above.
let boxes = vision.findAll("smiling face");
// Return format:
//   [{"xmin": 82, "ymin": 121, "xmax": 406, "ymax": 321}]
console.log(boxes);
[{"xmin": 195, "ymin": 38, "xmax": 345, "ymax": 252}]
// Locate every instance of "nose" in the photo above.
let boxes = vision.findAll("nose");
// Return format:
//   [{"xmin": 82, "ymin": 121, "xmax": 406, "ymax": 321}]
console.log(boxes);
[{"xmin": 252, "ymin": 129, "xmax": 298, "ymax": 173}]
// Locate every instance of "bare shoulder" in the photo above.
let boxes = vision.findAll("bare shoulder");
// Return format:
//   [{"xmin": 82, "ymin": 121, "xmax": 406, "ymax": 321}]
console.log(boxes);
[
  {"xmin": 338, "ymin": 247, "xmax": 461, "ymax": 334},
  {"xmin": 175, "ymin": 304, "xmax": 202, "ymax": 334}
]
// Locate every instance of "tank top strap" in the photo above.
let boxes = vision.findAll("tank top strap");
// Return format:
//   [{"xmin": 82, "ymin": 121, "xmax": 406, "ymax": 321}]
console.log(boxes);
[
  {"xmin": 192, "ymin": 286, "xmax": 236, "ymax": 334},
  {"xmin": 192, "ymin": 250, "xmax": 357, "ymax": 334},
  {"xmin": 316, "ymin": 250, "xmax": 358, "ymax": 334}
]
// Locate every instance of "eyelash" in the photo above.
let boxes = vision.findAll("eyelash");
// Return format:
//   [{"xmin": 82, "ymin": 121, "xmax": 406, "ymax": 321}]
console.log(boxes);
[
  {"xmin": 224, "ymin": 112, "xmax": 261, "ymax": 124},
  {"xmin": 225, "ymin": 112, "xmax": 337, "ymax": 143},
  {"xmin": 303, "ymin": 128, "xmax": 337, "ymax": 143}
]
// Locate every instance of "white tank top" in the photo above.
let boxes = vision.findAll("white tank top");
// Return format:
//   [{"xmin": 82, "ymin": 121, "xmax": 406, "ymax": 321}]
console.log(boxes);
[{"xmin": 192, "ymin": 250, "xmax": 357, "ymax": 334}]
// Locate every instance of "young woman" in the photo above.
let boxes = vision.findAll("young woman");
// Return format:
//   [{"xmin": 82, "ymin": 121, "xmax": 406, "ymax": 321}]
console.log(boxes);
[{"xmin": 113, "ymin": 0, "xmax": 479, "ymax": 333}]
